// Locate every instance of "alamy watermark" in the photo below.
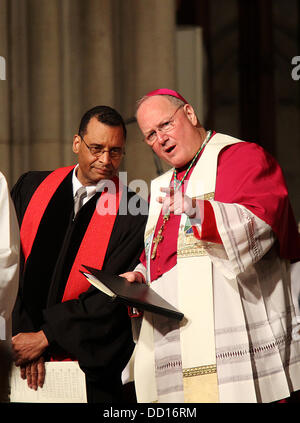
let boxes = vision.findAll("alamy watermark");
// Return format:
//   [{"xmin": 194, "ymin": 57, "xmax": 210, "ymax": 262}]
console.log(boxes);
[
  {"xmin": 95, "ymin": 172, "xmax": 204, "ymax": 220},
  {"xmin": 0, "ymin": 56, "xmax": 6, "ymax": 80},
  {"xmin": 291, "ymin": 56, "xmax": 300, "ymax": 81}
]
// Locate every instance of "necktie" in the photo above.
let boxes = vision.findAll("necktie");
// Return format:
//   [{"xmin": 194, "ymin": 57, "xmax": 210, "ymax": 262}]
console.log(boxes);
[{"xmin": 74, "ymin": 186, "xmax": 87, "ymax": 216}]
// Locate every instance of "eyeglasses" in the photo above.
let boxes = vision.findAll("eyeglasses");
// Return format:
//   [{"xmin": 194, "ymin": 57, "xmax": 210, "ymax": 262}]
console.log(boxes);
[
  {"xmin": 144, "ymin": 105, "xmax": 183, "ymax": 145},
  {"xmin": 79, "ymin": 135, "xmax": 125, "ymax": 159}
]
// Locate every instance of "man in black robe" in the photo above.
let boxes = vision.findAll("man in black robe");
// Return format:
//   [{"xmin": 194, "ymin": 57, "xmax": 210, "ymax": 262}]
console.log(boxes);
[{"xmin": 11, "ymin": 105, "xmax": 147, "ymax": 403}]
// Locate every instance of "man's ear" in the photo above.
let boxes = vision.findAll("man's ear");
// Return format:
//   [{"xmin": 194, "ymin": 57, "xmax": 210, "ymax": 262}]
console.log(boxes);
[
  {"xmin": 72, "ymin": 134, "xmax": 80, "ymax": 154},
  {"xmin": 183, "ymin": 104, "xmax": 198, "ymax": 127}
]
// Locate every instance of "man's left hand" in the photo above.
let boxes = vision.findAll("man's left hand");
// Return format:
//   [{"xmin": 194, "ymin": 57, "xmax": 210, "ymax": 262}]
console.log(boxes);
[
  {"xmin": 20, "ymin": 356, "xmax": 46, "ymax": 390},
  {"xmin": 12, "ymin": 331, "xmax": 49, "ymax": 366}
]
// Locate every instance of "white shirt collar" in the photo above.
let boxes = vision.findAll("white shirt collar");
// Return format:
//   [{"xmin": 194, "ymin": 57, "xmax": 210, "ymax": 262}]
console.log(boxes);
[{"xmin": 72, "ymin": 165, "xmax": 97, "ymax": 204}]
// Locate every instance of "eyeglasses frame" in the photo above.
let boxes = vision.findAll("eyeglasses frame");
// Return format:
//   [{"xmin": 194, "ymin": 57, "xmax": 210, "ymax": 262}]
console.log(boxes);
[
  {"xmin": 78, "ymin": 134, "xmax": 125, "ymax": 159},
  {"xmin": 144, "ymin": 104, "xmax": 184, "ymax": 146}
]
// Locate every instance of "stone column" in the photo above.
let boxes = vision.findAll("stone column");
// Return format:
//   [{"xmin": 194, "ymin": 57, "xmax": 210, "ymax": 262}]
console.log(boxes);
[
  {"xmin": 1, "ymin": 0, "xmax": 177, "ymax": 189},
  {"xmin": 119, "ymin": 0, "xmax": 176, "ymax": 188},
  {"xmin": 25, "ymin": 0, "xmax": 64, "ymax": 170}
]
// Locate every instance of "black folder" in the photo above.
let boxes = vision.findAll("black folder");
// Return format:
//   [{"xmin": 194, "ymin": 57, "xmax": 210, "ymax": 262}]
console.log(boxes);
[{"xmin": 81, "ymin": 265, "xmax": 184, "ymax": 321}]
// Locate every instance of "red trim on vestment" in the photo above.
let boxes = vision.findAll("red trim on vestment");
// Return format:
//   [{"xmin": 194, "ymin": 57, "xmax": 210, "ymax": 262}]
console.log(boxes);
[
  {"xmin": 20, "ymin": 166, "xmax": 76, "ymax": 263},
  {"xmin": 20, "ymin": 166, "xmax": 122, "ymax": 302},
  {"xmin": 62, "ymin": 176, "xmax": 122, "ymax": 301}
]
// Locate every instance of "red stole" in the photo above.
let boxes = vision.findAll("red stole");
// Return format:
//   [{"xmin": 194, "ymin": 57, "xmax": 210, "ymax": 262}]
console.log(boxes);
[{"xmin": 20, "ymin": 166, "xmax": 122, "ymax": 301}]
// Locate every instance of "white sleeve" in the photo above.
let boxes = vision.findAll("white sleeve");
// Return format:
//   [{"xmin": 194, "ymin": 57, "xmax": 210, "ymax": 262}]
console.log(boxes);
[
  {"xmin": 134, "ymin": 262, "xmax": 147, "ymax": 281},
  {"xmin": 205, "ymin": 201, "xmax": 275, "ymax": 279},
  {"xmin": 0, "ymin": 172, "xmax": 20, "ymax": 338}
]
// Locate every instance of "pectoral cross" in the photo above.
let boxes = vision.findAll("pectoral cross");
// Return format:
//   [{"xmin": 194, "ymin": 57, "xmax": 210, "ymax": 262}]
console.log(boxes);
[
  {"xmin": 151, "ymin": 214, "xmax": 170, "ymax": 260},
  {"xmin": 151, "ymin": 232, "xmax": 163, "ymax": 260}
]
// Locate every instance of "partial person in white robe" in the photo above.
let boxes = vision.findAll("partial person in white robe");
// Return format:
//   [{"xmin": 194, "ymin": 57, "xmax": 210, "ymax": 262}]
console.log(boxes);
[
  {"xmin": 0, "ymin": 171, "xmax": 19, "ymax": 401},
  {"xmin": 122, "ymin": 88, "xmax": 300, "ymax": 403}
]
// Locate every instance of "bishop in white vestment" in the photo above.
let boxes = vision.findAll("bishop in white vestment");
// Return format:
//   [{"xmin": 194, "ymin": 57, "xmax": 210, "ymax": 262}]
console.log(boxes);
[{"xmin": 122, "ymin": 89, "xmax": 300, "ymax": 403}]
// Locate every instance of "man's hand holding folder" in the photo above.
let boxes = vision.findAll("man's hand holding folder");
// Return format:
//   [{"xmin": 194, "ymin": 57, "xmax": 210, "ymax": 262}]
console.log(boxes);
[
  {"xmin": 120, "ymin": 271, "xmax": 145, "ymax": 284},
  {"xmin": 120, "ymin": 271, "xmax": 146, "ymax": 318},
  {"xmin": 81, "ymin": 266, "xmax": 184, "ymax": 321}
]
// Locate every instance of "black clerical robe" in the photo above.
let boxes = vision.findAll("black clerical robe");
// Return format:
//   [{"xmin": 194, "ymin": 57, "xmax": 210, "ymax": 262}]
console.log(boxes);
[{"xmin": 11, "ymin": 169, "xmax": 147, "ymax": 403}]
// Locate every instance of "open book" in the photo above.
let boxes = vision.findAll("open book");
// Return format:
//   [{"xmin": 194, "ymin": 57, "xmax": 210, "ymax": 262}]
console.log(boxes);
[
  {"xmin": 81, "ymin": 265, "xmax": 184, "ymax": 321},
  {"xmin": 10, "ymin": 361, "xmax": 87, "ymax": 403}
]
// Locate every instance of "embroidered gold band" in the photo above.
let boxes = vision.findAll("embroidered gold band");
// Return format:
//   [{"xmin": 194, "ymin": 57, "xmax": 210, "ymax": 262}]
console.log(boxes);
[
  {"xmin": 192, "ymin": 192, "xmax": 215, "ymax": 201},
  {"xmin": 203, "ymin": 192, "xmax": 215, "ymax": 201},
  {"xmin": 183, "ymin": 364, "xmax": 217, "ymax": 378},
  {"xmin": 177, "ymin": 246, "xmax": 208, "ymax": 257},
  {"xmin": 177, "ymin": 231, "xmax": 210, "ymax": 257}
]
